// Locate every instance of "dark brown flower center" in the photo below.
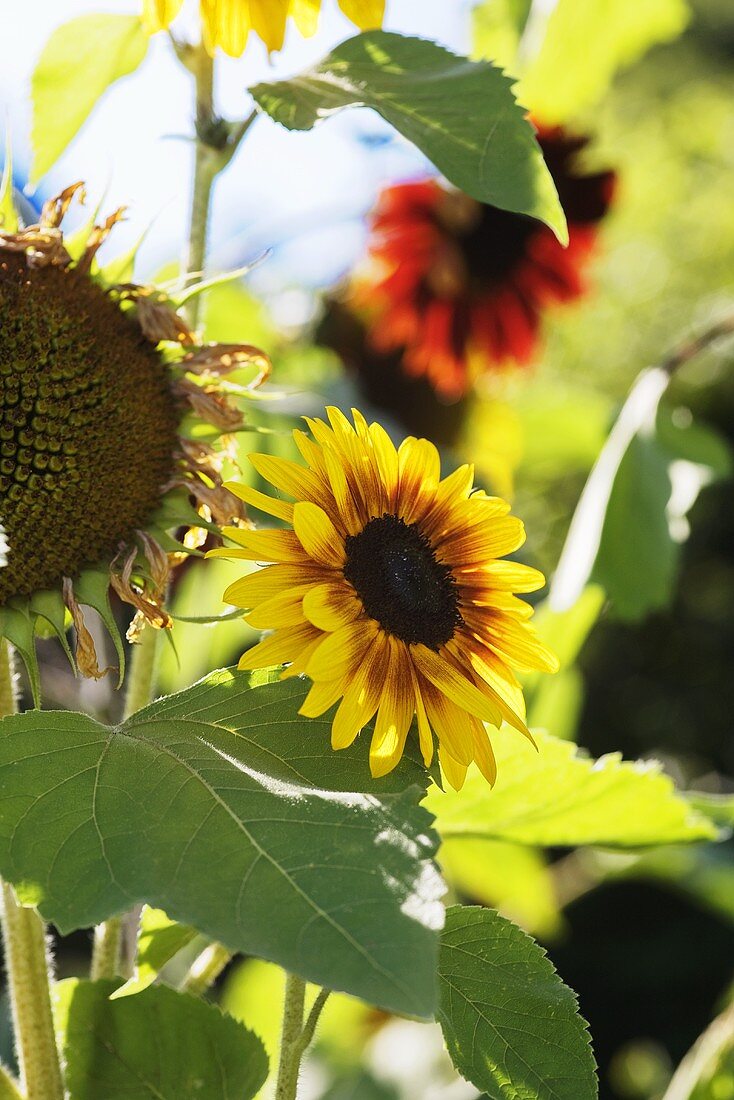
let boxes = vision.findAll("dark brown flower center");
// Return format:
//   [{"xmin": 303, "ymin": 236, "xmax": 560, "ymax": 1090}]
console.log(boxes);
[
  {"xmin": 0, "ymin": 251, "xmax": 180, "ymax": 604},
  {"xmin": 343, "ymin": 514, "xmax": 461, "ymax": 648}
]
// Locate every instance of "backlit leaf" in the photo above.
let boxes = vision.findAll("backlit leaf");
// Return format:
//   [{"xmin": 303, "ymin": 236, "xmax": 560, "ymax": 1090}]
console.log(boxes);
[
  {"xmin": 0, "ymin": 669, "xmax": 443, "ymax": 1017},
  {"xmin": 250, "ymin": 31, "xmax": 566, "ymax": 240}
]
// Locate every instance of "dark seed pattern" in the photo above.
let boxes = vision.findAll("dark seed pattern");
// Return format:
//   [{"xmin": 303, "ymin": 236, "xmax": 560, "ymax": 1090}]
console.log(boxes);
[
  {"xmin": 0, "ymin": 251, "xmax": 180, "ymax": 603},
  {"xmin": 344, "ymin": 513, "xmax": 461, "ymax": 648}
]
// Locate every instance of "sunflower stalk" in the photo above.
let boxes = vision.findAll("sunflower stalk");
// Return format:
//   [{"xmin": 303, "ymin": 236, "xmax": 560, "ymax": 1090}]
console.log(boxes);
[
  {"xmin": 89, "ymin": 625, "xmax": 163, "ymax": 981},
  {"xmin": 180, "ymin": 942, "xmax": 232, "ymax": 997},
  {"xmin": 182, "ymin": 44, "xmax": 257, "ymax": 329},
  {"xmin": 274, "ymin": 976, "xmax": 331, "ymax": 1099},
  {"xmin": 275, "ymin": 974, "xmax": 307, "ymax": 1100},
  {"xmin": 0, "ymin": 642, "xmax": 64, "ymax": 1100}
]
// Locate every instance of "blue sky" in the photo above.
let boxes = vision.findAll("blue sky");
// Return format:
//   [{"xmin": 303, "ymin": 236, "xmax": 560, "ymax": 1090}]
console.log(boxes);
[{"xmin": 2, "ymin": 0, "xmax": 472, "ymax": 291}]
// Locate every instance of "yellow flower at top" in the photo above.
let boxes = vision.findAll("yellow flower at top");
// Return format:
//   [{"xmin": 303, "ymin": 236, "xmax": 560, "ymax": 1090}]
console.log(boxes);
[
  {"xmin": 142, "ymin": 0, "xmax": 385, "ymax": 56},
  {"xmin": 212, "ymin": 409, "xmax": 559, "ymax": 790}
]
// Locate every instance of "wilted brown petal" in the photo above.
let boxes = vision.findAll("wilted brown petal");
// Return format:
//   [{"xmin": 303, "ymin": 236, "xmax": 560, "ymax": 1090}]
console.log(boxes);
[
  {"xmin": 40, "ymin": 182, "xmax": 86, "ymax": 229},
  {"xmin": 0, "ymin": 227, "xmax": 71, "ymax": 268},
  {"xmin": 182, "ymin": 477, "xmax": 248, "ymax": 527},
  {"xmin": 62, "ymin": 577, "xmax": 113, "ymax": 680},
  {"xmin": 110, "ymin": 544, "xmax": 172, "ymax": 632},
  {"xmin": 181, "ymin": 343, "xmax": 271, "ymax": 387},
  {"xmin": 75, "ymin": 207, "xmax": 127, "ymax": 276},
  {"xmin": 173, "ymin": 378, "xmax": 244, "ymax": 431}
]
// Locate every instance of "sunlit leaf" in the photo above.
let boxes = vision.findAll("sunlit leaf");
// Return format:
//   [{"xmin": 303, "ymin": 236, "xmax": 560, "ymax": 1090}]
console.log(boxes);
[
  {"xmin": 31, "ymin": 15, "xmax": 148, "ymax": 181},
  {"xmin": 250, "ymin": 31, "xmax": 566, "ymax": 241},
  {"xmin": 552, "ymin": 366, "xmax": 732, "ymax": 622},
  {"xmin": 0, "ymin": 669, "xmax": 443, "ymax": 1017},
  {"xmin": 525, "ymin": 586, "xmax": 606, "ymax": 738},
  {"xmin": 519, "ymin": 0, "xmax": 690, "ymax": 123},
  {"xmin": 439, "ymin": 839, "xmax": 561, "ymax": 938},
  {"xmin": 55, "ymin": 979, "xmax": 268, "ymax": 1099},
  {"xmin": 438, "ymin": 905, "xmax": 597, "ymax": 1099},
  {"xmin": 426, "ymin": 730, "xmax": 717, "ymax": 848},
  {"xmin": 110, "ymin": 907, "xmax": 198, "ymax": 1000}
]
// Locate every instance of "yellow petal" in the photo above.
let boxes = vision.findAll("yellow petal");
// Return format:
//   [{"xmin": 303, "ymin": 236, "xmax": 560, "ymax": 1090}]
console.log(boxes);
[
  {"xmin": 299, "ymin": 677, "xmax": 345, "ymax": 718},
  {"xmin": 245, "ymin": 589, "xmax": 308, "ymax": 629},
  {"xmin": 141, "ymin": 0, "xmax": 183, "ymax": 32},
  {"xmin": 421, "ymin": 681, "xmax": 475, "ymax": 766},
  {"xmin": 293, "ymin": 501, "xmax": 346, "ymax": 567},
  {"xmin": 237, "ymin": 624, "xmax": 319, "ymax": 670},
  {"xmin": 470, "ymin": 719, "xmax": 497, "ymax": 786},
  {"xmin": 409, "ymin": 662, "xmax": 434, "ymax": 766},
  {"xmin": 323, "ymin": 448, "xmax": 363, "ymax": 536},
  {"xmin": 370, "ymin": 640, "xmax": 414, "ymax": 778},
  {"xmin": 437, "ymin": 516, "xmax": 526, "ymax": 565},
  {"xmin": 201, "ymin": 0, "xmax": 250, "ymax": 55},
  {"xmin": 330, "ymin": 634, "xmax": 388, "ymax": 749},
  {"xmin": 467, "ymin": 560, "xmax": 547, "ymax": 593},
  {"xmin": 307, "ymin": 618, "xmax": 378, "ymax": 682},
  {"xmin": 290, "ymin": 0, "xmax": 320, "ymax": 36},
  {"xmin": 250, "ymin": 0, "xmax": 290, "ymax": 52},
  {"xmin": 484, "ymin": 617, "xmax": 560, "ymax": 675},
  {"xmin": 223, "ymin": 481, "xmax": 293, "ymax": 522},
  {"xmin": 338, "ymin": 0, "xmax": 385, "ymax": 29},
  {"xmin": 221, "ymin": 528, "xmax": 309, "ymax": 564},
  {"xmin": 248, "ymin": 452, "xmax": 327, "ymax": 506},
  {"xmin": 439, "ymin": 747, "xmax": 468, "ymax": 792},
  {"xmin": 397, "ymin": 437, "xmax": 440, "ymax": 523},
  {"xmin": 369, "ymin": 421, "xmax": 399, "ymax": 511},
  {"xmin": 412, "ymin": 644, "xmax": 505, "ymax": 728},
  {"xmin": 302, "ymin": 583, "xmax": 362, "ymax": 632},
  {"xmin": 224, "ymin": 564, "xmax": 324, "ymax": 608}
]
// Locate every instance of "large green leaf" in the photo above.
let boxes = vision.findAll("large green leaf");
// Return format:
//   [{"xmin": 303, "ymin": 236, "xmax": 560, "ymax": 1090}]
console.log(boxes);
[
  {"xmin": 524, "ymin": 586, "xmax": 606, "ymax": 740},
  {"xmin": 552, "ymin": 367, "xmax": 732, "ymax": 623},
  {"xmin": 438, "ymin": 906, "xmax": 597, "ymax": 1100},
  {"xmin": 426, "ymin": 730, "xmax": 717, "ymax": 849},
  {"xmin": 55, "ymin": 979, "xmax": 267, "ymax": 1099},
  {"xmin": 0, "ymin": 669, "xmax": 443, "ymax": 1017},
  {"xmin": 250, "ymin": 31, "xmax": 566, "ymax": 241},
  {"xmin": 31, "ymin": 15, "xmax": 148, "ymax": 182},
  {"xmin": 518, "ymin": 0, "xmax": 690, "ymax": 123}
]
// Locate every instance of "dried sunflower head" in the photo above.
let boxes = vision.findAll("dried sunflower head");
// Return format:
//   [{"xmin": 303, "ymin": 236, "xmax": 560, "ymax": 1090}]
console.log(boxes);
[{"xmin": 0, "ymin": 181, "xmax": 270, "ymax": 699}]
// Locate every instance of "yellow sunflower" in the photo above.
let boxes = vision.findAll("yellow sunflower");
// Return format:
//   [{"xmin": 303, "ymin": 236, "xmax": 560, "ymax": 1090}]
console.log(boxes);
[
  {"xmin": 142, "ymin": 0, "xmax": 385, "ymax": 56},
  {"xmin": 212, "ymin": 408, "xmax": 558, "ymax": 789},
  {"xmin": 0, "ymin": 181, "xmax": 269, "ymax": 700}
]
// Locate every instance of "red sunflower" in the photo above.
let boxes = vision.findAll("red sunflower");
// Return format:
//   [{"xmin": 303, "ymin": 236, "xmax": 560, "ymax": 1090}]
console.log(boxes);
[{"xmin": 353, "ymin": 125, "xmax": 616, "ymax": 399}]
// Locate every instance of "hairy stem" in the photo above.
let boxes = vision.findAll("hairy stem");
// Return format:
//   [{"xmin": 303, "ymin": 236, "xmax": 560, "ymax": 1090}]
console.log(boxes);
[
  {"xmin": 274, "ymin": 977, "xmax": 331, "ymax": 1100},
  {"xmin": 275, "ymin": 974, "xmax": 307, "ymax": 1100},
  {"xmin": 90, "ymin": 626, "xmax": 162, "ymax": 981},
  {"xmin": 180, "ymin": 942, "xmax": 232, "ymax": 997},
  {"xmin": 122, "ymin": 624, "xmax": 162, "ymax": 721},
  {"xmin": 0, "ymin": 642, "xmax": 64, "ymax": 1100},
  {"xmin": 185, "ymin": 44, "xmax": 217, "ymax": 329},
  {"xmin": 90, "ymin": 916, "xmax": 123, "ymax": 982}
]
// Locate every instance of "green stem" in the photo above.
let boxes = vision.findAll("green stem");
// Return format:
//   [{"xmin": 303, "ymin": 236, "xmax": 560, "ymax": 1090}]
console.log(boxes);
[
  {"xmin": 185, "ymin": 44, "xmax": 217, "ymax": 330},
  {"xmin": 180, "ymin": 942, "xmax": 232, "ymax": 998},
  {"xmin": 90, "ymin": 625, "xmax": 162, "ymax": 980},
  {"xmin": 0, "ymin": 643, "xmax": 64, "ymax": 1100},
  {"xmin": 291, "ymin": 988, "xmax": 331, "ymax": 1064},
  {"xmin": 122, "ymin": 624, "xmax": 162, "ymax": 721},
  {"xmin": 90, "ymin": 916, "xmax": 123, "ymax": 982},
  {"xmin": 275, "ymin": 974, "xmax": 307, "ymax": 1100}
]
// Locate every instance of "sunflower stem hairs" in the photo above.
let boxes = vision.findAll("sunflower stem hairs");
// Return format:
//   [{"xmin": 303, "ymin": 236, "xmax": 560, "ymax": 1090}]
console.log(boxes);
[
  {"xmin": 0, "ymin": 182, "xmax": 269, "ymax": 698},
  {"xmin": 211, "ymin": 407, "xmax": 558, "ymax": 790}
]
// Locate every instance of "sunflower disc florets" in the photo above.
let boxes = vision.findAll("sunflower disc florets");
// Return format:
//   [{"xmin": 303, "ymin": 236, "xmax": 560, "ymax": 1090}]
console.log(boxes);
[{"xmin": 0, "ymin": 183, "xmax": 269, "ymax": 693}]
